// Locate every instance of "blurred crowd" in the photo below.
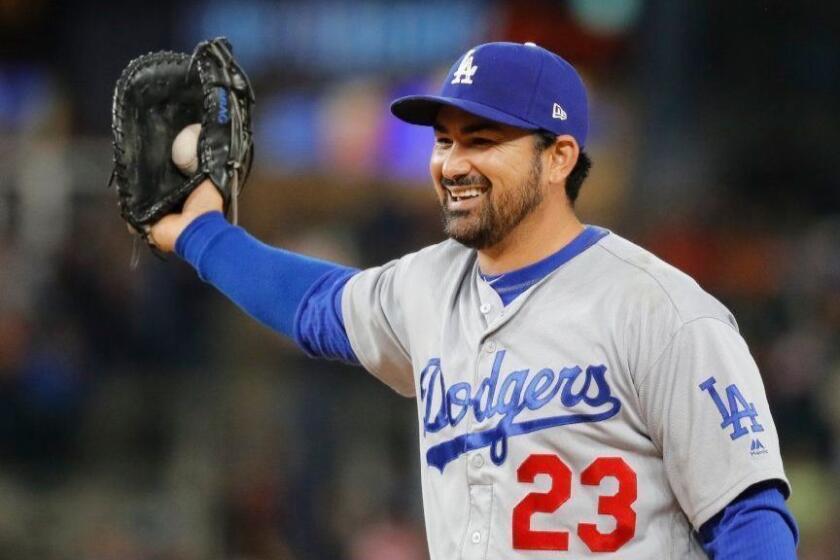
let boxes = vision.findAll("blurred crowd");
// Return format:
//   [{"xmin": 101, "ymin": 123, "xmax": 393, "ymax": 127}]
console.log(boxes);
[{"xmin": 1, "ymin": 1, "xmax": 839, "ymax": 559}]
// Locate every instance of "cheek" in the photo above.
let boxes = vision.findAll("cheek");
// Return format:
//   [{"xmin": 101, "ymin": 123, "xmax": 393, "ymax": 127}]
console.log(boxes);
[
  {"xmin": 429, "ymin": 151, "xmax": 444, "ymax": 177},
  {"xmin": 429, "ymin": 155, "xmax": 446, "ymax": 196},
  {"xmin": 492, "ymin": 158, "xmax": 533, "ymax": 192}
]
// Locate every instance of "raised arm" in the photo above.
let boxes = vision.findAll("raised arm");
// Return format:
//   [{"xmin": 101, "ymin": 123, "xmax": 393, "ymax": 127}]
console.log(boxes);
[{"xmin": 150, "ymin": 180, "xmax": 359, "ymax": 363}]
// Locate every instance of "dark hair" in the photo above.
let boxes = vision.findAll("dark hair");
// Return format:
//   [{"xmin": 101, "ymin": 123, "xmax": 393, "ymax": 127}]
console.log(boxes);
[{"xmin": 534, "ymin": 130, "xmax": 592, "ymax": 205}]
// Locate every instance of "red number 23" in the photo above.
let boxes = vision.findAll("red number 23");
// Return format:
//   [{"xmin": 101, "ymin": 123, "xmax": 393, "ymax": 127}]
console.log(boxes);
[{"xmin": 513, "ymin": 454, "xmax": 637, "ymax": 553}]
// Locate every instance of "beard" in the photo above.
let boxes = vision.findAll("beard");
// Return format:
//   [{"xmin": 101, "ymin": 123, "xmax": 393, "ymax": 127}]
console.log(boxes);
[{"xmin": 440, "ymin": 154, "xmax": 544, "ymax": 250}]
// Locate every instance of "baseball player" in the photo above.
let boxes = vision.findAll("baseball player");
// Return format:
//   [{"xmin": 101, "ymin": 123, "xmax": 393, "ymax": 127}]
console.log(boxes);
[{"xmin": 149, "ymin": 42, "xmax": 798, "ymax": 558}]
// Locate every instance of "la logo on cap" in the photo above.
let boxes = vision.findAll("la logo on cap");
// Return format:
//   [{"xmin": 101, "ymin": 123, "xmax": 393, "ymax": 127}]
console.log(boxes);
[
  {"xmin": 451, "ymin": 49, "xmax": 478, "ymax": 85},
  {"xmin": 552, "ymin": 103, "xmax": 568, "ymax": 120}
]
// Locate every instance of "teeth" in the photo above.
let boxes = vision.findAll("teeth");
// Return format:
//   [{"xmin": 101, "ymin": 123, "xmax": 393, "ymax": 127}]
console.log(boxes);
[{"xmin": 449, "ymin": 188, "xmax": 484, "ymax": 201}]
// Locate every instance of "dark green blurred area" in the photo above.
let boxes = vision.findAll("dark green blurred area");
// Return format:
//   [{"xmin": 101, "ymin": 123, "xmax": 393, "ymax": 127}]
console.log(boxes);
[{"xmin": 0, "ymin": 1, "xmax": 838, "ymax": 559}]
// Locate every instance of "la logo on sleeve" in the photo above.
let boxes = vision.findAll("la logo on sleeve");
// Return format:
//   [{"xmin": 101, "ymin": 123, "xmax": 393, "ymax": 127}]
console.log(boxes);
[{"xmin": 699, "ymin": 377, "xmax": 764, "ymax": 441}]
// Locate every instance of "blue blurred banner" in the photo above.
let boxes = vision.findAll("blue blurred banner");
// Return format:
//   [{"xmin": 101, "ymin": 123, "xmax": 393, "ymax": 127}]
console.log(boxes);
[{"xmin": 182, "ymin": 0, "xmax": 493, "ymax": 76}]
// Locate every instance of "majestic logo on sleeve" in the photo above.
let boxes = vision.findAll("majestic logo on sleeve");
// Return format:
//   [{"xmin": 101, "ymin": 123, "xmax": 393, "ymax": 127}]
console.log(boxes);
[
  {"xmin": 699, "ymin": 376, "xmax": 765, "ymax": 440},
  {"xmin": 419, "ymin": 350, "xmax": 621, "ymax": 472}
]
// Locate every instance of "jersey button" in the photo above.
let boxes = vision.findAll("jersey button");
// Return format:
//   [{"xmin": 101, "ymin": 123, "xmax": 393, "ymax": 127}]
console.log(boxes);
[
  {"xmin": 479, "ymin": 303, "xmax": 491, "ymax": 314},
  {"xmin": 483, "ymin": 340, "xmax": 496, "ymax": 353},
  {"xmin": 471, "ymin": 531, "xmax": 482, "ymax": 544},
  {"xmin": 471, "ymin": 454, "xmax": 484, "ymax": 468}
]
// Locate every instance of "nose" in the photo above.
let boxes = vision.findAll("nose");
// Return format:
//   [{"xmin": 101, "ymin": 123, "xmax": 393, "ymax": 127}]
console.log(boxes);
[{"xmin": 441, "ymin": 143, "xmax": 471, "ymax": 181}]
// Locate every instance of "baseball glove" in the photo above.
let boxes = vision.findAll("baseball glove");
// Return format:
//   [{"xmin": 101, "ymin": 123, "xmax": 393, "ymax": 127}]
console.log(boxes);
[{"xmin": 110, "ymin": 37, "xmax": 254, "ymax": 249}]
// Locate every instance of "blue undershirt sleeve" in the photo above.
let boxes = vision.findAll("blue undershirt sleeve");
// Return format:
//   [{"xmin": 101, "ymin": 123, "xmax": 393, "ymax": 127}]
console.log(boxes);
[
  {"xmin": 175, "ymin": 211, "xmax": 360, "ymax": 364},
  {"xmin": 698, "ymin": 482, "xmax": 798, "ymax": 559}
]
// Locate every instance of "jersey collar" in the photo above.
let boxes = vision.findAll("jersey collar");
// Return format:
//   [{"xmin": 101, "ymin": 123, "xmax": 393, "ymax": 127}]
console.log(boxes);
[{"xmin": 479, "ymin": 225, "xmax": 610, "ymax": 305}]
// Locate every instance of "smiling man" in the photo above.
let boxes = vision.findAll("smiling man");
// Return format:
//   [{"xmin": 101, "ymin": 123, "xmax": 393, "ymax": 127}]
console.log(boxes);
[
  {"xmin": 149, "ymin": 42, "xmax": 797, "ymax": 559},
  {"xmin": 430, "ymin": 107, "xmax": 586, "ymax": 272}
]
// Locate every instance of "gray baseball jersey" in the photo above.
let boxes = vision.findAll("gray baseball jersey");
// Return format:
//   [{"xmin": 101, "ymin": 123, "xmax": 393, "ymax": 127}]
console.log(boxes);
[{"xmin": 341, "ymin": 229, "xmax": 788, "ymax": 559}]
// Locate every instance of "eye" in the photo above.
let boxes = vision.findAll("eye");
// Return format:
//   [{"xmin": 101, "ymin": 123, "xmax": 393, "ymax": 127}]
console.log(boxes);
[
  {"xmin": 470, "ymin": 137, "xmax": 495, "ymax": 147},
  {"xmin": 434, "ymin": 136, "xmax": 453, "ymax": 147}
]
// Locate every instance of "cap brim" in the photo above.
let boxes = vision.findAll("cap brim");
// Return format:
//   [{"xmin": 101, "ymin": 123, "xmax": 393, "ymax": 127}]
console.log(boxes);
[{"xmin": 390, "ymin": 95, "xmax": 541, "ymax": 131}]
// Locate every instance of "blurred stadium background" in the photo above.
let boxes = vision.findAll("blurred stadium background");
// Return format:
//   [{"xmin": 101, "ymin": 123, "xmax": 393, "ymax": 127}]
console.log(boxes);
[{"xmin": 1, "ymin": 0, "xmax": 838, "ymax": 558}]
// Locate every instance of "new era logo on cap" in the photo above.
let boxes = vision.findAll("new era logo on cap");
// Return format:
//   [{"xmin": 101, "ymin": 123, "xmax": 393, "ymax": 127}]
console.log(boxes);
[{"xmin": 390, "ymin": 42, "xmax": 589, "ymax": 147}]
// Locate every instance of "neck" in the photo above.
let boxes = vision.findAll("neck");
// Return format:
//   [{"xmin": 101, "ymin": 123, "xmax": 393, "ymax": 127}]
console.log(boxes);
[{"xmin": 477, "ymin": 199, "xmax": 584, "ymax": 275}]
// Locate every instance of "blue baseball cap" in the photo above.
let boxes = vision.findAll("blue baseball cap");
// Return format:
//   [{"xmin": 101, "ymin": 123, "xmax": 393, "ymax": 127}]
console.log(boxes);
[{"xmin": 391, "ymin": 42, "xmax": 589, "ymax": 147}]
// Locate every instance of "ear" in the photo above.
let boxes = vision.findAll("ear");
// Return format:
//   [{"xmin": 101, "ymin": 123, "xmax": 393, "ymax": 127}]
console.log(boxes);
[{"xmin": 545, "ymin": 135, "xmax": 580, "ymax": 186}]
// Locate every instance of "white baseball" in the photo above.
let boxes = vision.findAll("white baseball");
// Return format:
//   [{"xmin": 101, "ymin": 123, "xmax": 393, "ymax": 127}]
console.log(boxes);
[{"xmin": 172, "ymin": 123, "xmax": 201, "ymax": 175}]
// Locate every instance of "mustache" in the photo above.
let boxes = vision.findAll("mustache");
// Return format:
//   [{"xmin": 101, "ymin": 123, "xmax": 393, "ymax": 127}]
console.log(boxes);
[{"xmin": 440, "ymin": 175, "xmax": 491, "ymax": 189}]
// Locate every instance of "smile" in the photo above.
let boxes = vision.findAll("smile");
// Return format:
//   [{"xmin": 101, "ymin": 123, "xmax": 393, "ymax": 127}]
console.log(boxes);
[{"xmin": 445, "ymin": 186, "xmax": 488, "ymax": 202}]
